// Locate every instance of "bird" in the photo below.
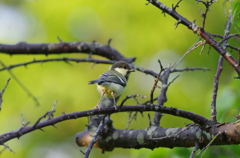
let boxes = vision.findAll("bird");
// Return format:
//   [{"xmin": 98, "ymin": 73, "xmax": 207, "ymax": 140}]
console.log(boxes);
[{"xmin": 89, "ymin": 61, "xmax": 134, "ymax": 109}]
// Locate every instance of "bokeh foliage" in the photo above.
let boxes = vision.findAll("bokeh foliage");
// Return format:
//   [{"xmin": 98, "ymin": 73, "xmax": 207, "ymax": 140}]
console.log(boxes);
[
  {"xmin": 231, "ymin": 0, "xmax": 240, "ymax": 33},
  {"xmin": 0, "ymin": 0, "xmax": 240, "ymax": 157}
]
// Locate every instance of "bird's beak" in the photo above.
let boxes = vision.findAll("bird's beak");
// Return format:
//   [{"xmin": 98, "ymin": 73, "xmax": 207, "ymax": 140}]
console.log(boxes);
[{"xmin": 128, "ymin": 69, "xmax": 135, "ymax": 72}]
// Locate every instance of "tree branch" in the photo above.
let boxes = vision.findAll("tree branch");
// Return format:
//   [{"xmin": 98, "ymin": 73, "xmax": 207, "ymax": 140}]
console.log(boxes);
[
  {"xmin": 211, "ymin": 14, "xmax": 232, "ymax": 122},
  {"xmin": 0, "ymin": 104, "xmax": 211, "ymax": 145},
  {"xmin": 0, "ymin": 41, "xmax": 136, "ymax": 63},
  {"xmin": 147, "ymin": 0, "xmax": 240, "ymax": 77},
  {"xmin": 76, "ymin": 121, "xmax": 240, "ymax": 150},
  {"xmin": 0, "ymin": 78, "xmax": 11, "ymax": 110},
  {"xmin": 0, "ymin": 58, "xmax": 114, "ymax": 72},
  {"xmin": 84, "ymin": 116, "xmax": 106, "ymax": 158}
]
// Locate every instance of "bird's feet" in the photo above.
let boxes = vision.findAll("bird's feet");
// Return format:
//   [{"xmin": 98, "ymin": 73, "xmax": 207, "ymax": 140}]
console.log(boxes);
[
  {"xmin": 114, "ymin": 104, "xmax": 118, "ymax": 110},
  {"xmin": 92, "ymin": 104, "xmax": 118, "ymax": 110},
  {"xmin": 92, "ymin": 104, "xmax": 100, "ymax": 109}
]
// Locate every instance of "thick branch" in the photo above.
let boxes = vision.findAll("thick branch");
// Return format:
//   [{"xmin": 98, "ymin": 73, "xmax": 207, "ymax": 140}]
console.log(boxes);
[
  {"xmin": 0, "ymin": 42, "xmax": 136, "ymax": 63},
  {"xmin": 76, "ymin": 121, "xmax": 240, "ymax": 150}
]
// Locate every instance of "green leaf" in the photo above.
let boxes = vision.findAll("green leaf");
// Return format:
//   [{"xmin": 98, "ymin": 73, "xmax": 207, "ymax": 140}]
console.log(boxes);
[{"xmin": 231, "ymin": 0, "xmax": 240, "ymax": 33}]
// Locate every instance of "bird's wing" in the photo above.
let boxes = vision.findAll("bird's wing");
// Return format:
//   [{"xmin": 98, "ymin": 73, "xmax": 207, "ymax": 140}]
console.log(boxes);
[{"xmin": 89, "ymin": 70, "xmax": 126, "ymax": 87}]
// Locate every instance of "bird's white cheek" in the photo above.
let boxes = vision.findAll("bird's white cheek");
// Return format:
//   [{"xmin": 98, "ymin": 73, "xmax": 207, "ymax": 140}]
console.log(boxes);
[{"xmin": 114, "ymin": 68, "xmax": 128, "ymax": 76}]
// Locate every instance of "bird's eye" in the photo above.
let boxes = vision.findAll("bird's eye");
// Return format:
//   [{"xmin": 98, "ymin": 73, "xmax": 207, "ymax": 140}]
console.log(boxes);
[{"xmin": 124, "ymin": 66, "xmax": 127, "ymax": 69}]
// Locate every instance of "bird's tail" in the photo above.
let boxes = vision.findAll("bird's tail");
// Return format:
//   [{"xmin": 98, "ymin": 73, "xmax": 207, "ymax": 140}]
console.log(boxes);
[{"xmin": 88, "ymin": 80, "xmax": 99, "ymax": 85}]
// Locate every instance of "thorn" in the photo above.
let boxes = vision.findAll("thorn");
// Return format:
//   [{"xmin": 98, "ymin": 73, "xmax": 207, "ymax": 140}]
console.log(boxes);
[
  {"xmin": 57, "ymin": 36, "xmax": 63, "ymax": 42},
  {"xmin": 52, "ymin": 124, "xmax": 57, "ymax": 129},
  {"xmin": 107, "ymin": 39, "xmax": 112, "ymax": 47},
  {"xmin": 88, "ymin": 52, "xmax": 92, "ymax": 59},
  {"xmin": 101, "ymin": 149, "xmax": 105, "ymax": 154},
  {"xmin": 62, "ymin": 58, "xmax": 73, "ymax": 66},
  {"xmin": 161, "ymin": 11, "xmax": 166, "ymax": 17},
  {"xmin": 80, "ymin": 149, "xmax": 85, "ymax": 155},
  {"xmin": 172, "ymin": 0, "xmax": 182, "ymax": 11},
  {"xmin": 90, "ymin": 62, "xmax": 96, "ymax": 69},
  {"xmin": 148, "ymin": 113, "xmax": 152, "ymax": 126},
  {"xmin": 174, "ymin": 19, "xmax": 181, "ymax": 30}
]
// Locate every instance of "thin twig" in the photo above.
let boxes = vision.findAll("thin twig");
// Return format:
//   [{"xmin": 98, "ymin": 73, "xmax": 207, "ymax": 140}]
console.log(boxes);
[
  {"xmin": 120, "ymin": 95, "xmax": 146, "ymax": 129},
  {"xmin": 226, "ymin": 44, "xmax": 240, "ymax": 52},
  {"xmin": 211, "ymin": 14, "xmax": 232, "ymax": 121},
  {"xmin": 1, "ymin": 144, "xmax": 15, "ymax": 154},
  {"xmin": 0, "ymin": 58, "xmax": 113, "ymax": 72},
  {"xmin": 153, "ymin": 66, "xmax": 171, "ymax": 126},
  {"xmin": 119, "ymin": 94, "xmax": 146, "ymax": 109},
  {"xmin": 152, "ymin": 123, "xmax": 195, "ymax": 140},
  {"xmin": 189, "ymin": 143, "xmax": 199, "ymax": 158},
  {"xmin": 219, "ymin": 33, "xmax": 240, "ymax": 44},
  {"xmin": 17, "ymin": 114, "xmax": 31, "ymax": 135},
  {"xmin": 0, "ymin": 78, "xmax": 11, "ymax": 110},
  {"xmin": 0, "ymin": 146, "xmax": 7, "ymax": 155},
  {"xmin": 173, "ymin": 38, "xmax": 204, "ymax": 69},
  {"xmin": 210, "ymin": 33, "xmax": 224, "ymax": 39},
  {"xmin": 80, "ymin": 149, "xmax": 85, "ymax": 155},
  {"xmin": 150, "ymin": 60, "xmax": 164, "ymax": 104},
  {"xmin": 148, "ymin": 113, "xmax": 152, "ymax": 126},
  {"xmin": 171, "ymin": 67, "xmax": 210, "ymax": 73},
  {"xmin": 33, "ymin": 100, "xmax": 58, "ymax": 129},
  {"xmin": 196, "ymin": 0, "xmax": 217, "ymax": 29},
  {"xmin": 143, "ymin": 97, "xmax": 158, "ymax": 105},
  {"xmin": 125, "ymin": 112, "xmax": 138, "ymax": 130},
  {"xmin": 196, "ymin": 132, "xmax": 222, "ymax": 157},
  {"xmin": 0, "ymin": 61, "xmax": 40, "ymax": 106},
  {"xmin": 51, "ymin": 100, "xmax": 58, "ymax": 112},
  {"xmin": 211, "ymin": 56, "xmax": 223, "ymax": 122},
  {"xmin": 157, "ymin": 67, "xmax": 171, "ymax": 106},
  {"xmin": 84, "ymin": 116, "xmax": 106, "ymax": 158},
  {"xmin": 134, "ymin": 65, "xmax": 158, "ymax": 77}
]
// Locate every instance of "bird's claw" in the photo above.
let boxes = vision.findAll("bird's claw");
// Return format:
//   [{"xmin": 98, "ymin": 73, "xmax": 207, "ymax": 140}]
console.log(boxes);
[{"xmin": 92, "ymin": 104, "xmax": 99, "ymax": 109}]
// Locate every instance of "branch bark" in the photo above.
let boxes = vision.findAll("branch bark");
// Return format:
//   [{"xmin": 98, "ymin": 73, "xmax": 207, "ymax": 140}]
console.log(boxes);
[
  {"xmin": 0, "ymin": 41, "xmax": 136, "ymax": 63},
  {"xmin": 76, "ymin": 120, "xmax": 240, "ymax": 151}
]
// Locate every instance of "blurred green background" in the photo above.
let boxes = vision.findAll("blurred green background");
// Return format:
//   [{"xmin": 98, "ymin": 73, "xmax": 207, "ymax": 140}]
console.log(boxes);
[{"xmin": 0, "ymin": 0, "xmax": 240, "ymax": 157}]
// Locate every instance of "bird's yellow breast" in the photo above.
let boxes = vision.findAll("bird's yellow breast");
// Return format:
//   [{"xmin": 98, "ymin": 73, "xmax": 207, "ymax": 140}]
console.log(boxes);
[{"xmin": 97, "ymin": 83, "xmax": 125, "ymax": 98}]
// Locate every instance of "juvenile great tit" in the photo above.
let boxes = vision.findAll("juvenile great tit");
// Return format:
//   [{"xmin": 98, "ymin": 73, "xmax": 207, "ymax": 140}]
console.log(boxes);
[{"xmin": 89, "ymin": 61, "xmax": 134, "ymax": 109}]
